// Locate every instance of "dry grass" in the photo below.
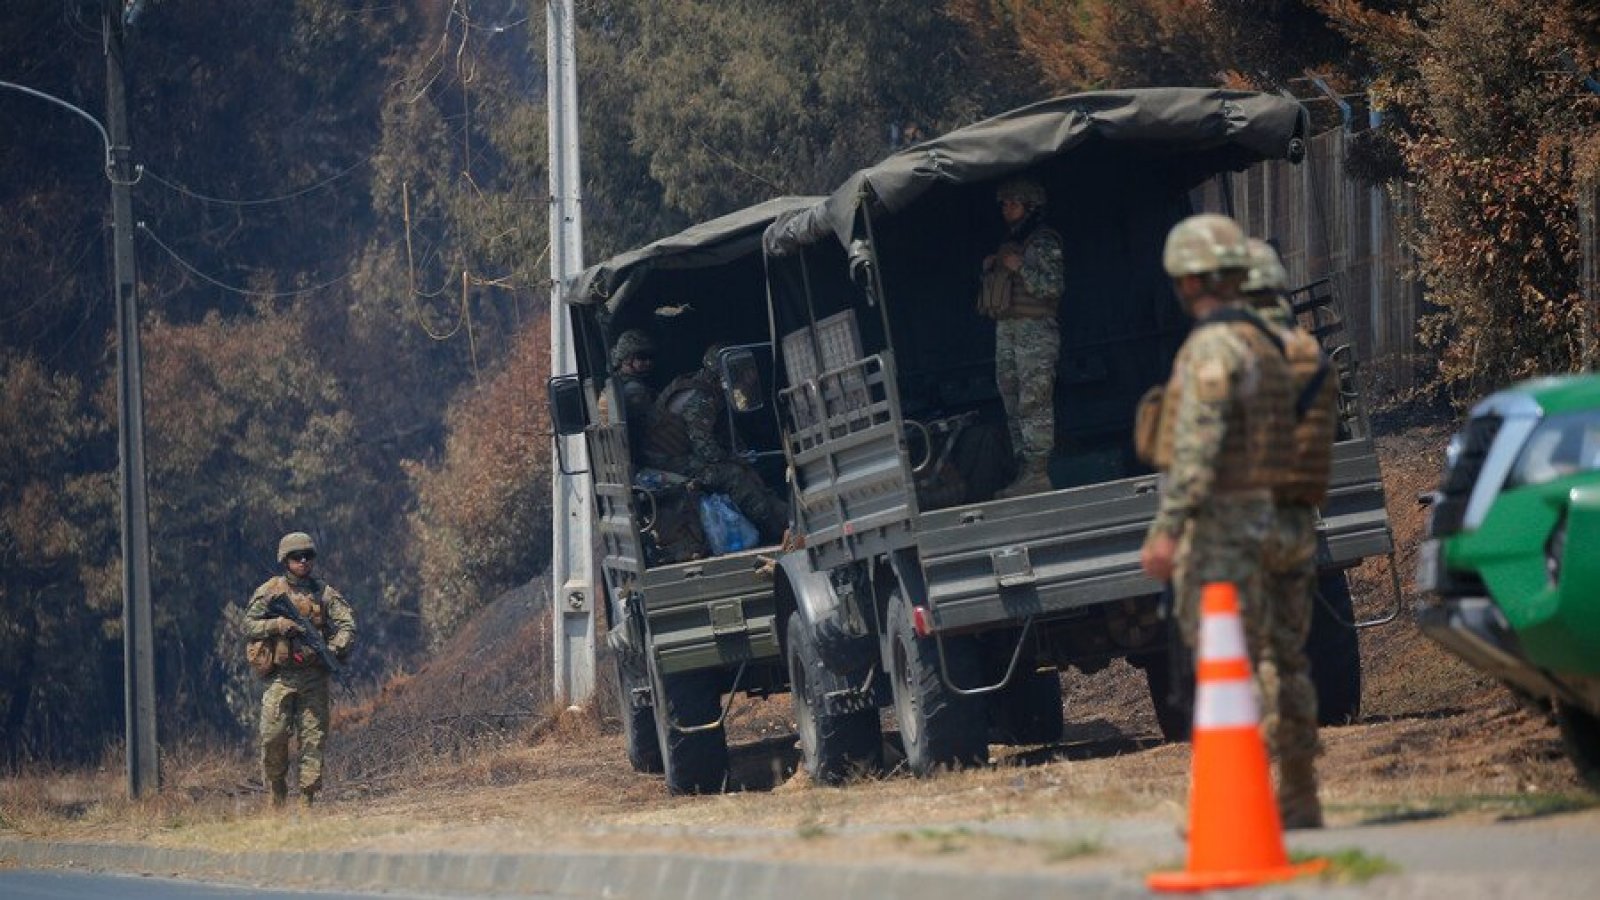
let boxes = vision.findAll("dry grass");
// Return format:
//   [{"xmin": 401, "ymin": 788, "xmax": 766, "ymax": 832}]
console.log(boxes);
[{"xmin": 3, "ymin": 423, "xmax": 1593, "ymax": 873}]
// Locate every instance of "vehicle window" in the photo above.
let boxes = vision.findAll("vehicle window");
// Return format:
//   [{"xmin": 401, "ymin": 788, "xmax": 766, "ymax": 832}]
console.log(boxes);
[{"xmin": 1506, "ymin": 409, "xmax": 1600, "ymax": 489}]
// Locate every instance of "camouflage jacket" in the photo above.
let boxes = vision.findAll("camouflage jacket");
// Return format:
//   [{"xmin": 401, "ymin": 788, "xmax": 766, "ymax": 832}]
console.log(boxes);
[
  {"xmin": 1150, "ymin": 303, "xmax": 1293, "ymax": 537},
  {"xmin": 245, "ymin": 573, "xmax": 357, "ymax": 670},
  {"xmin": 659, "ymin": 370, "xmax": 732, "ymax": 474},
  {"xmin": 1002, "ymin": 225, "xmax": 1065, "ymax": 313},
  {"xmin": 616, "ymin": 373, "xmax": 657, "ymax": 458}
]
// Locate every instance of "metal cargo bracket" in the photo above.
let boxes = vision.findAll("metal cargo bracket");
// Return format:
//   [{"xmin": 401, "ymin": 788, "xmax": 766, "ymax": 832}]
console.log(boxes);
[{"xmin": 991, "ymin": 546, "xmax": 1036, "ymax": 588}]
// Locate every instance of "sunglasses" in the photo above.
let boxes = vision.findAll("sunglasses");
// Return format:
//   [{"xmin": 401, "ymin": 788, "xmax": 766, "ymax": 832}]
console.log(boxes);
[{"xmin": 287, "ymin": 551, "xmax": 316, "ymax": 563}]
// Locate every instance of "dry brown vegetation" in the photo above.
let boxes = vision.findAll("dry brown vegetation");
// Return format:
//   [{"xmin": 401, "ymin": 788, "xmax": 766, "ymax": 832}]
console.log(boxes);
[{"xmin": 3, "ymin": 422, "xmax": 1593, "ymax": 871}]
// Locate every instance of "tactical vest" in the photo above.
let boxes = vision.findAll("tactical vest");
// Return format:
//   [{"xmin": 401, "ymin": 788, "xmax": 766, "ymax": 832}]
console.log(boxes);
[
  {"xmin": 999, "ymin": 226, "xmax": 1063, "ymax": 319},
  {"xmin": 639, "ymin": 375, "xmax": 698, "ymax": 471},
  {"xmin": 655, "ymin": 372, "xmax": 727, "ymax": 468},
  {"xmin": 1278, "ymin": 326, "xmax": 1337, "ymax": 505},
  {"xmin": 1151, "ymin": 310, "xmax": 1294, "ymax": 493},
  {"xmin": 257, "ymin": 575, "xmax": 330, "ymax": 671}
]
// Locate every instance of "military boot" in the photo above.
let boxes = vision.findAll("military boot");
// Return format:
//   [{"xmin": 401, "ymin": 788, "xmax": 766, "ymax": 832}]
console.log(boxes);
[
  {"xmin": 268, "ymin": 778, "xmax": 288, "ymax": 810},
  {"xmin": 1278, "ymin": 758, "xmax": 1324, "ymax": 829},
  {"xmin": 995, "ymin": 457, "xmax": 1052, "ymax": 499}
]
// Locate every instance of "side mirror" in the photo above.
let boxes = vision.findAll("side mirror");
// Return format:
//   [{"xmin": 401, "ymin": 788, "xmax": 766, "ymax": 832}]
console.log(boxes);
[
  {"xmin": 720, "ymin": 347, "xmax": 766, "ymax": 413},
  {"xmin": 547, "ymin": 374, "xmax": 589, "ymax": 436}
]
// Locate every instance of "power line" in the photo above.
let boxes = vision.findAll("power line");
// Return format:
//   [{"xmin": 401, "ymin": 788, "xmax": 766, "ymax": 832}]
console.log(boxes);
[
  {"xmin": 140, "ymin": 158, "xmax": 370, "ymax": 208},
  {"xmin": 136, "ymin": 223, "xmax": 357, "ymax": 298}
]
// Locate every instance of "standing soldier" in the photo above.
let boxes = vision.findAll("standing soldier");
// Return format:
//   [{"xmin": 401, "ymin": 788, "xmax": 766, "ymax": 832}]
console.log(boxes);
[
  {"xmin": 657, "ymin": 345, "xmax": 788, "ymax": 544},
  {"xmin": 1242, "ymin": 238, "xmax": 1337, "ymax": 829},
  {"xmin": 1138, "ymin": 213, "xmax": 1296, "ymax": 804},
  {"xmin": 978, "ymin": 177, "xmax": 1065, "ymax": 498},
  {"xmin": 245, "ymin": 532, "xmax": 357, "ymax": 810}
]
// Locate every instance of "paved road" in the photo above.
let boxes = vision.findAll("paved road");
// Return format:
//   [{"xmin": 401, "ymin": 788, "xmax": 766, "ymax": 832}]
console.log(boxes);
[
  {"xmin": 0, "ymin": 868, "xmax": 459, "ymax": 900},
  {"xmin": 3, "ymin": 809, "xmax": 1598, "ymax": 898}
]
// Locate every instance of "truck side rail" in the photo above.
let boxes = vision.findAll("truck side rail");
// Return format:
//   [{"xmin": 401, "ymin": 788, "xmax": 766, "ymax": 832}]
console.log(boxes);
[{"xmin": 589, "ymin": 422, "xmax": 645, "ymax": 598}]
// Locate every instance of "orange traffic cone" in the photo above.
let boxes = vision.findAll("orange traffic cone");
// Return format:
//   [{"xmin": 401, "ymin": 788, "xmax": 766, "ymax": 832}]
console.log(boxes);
[{"xmin": 1147, "ymin": 582, "xmax": 1327, "ymax": 893}]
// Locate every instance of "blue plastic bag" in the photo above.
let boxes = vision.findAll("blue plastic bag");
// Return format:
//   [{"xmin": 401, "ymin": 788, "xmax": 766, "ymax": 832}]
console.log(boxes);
[{"xmin": 699, "ymin": 493, "xmax": 759, "ymax": 554}]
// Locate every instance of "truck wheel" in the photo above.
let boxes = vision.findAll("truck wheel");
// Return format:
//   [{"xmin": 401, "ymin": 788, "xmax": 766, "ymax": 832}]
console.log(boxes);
[
  {"xmin": 1306, "ymin": 571, "xmax": 1362, "ymax": 725},
  {"xmin": 989, "ymin": 668, "xmax": 1065, "ymax": 746},
  {"xmin": 1139, "ymin": 642, "xmax": 1195, "ymax": 743},
  {"xmin": 787, "ymin": 612, "xmax": 884, "ymax": 784},
  {"xmin": 886, "ymin": 589, "xmax": 987, "ymax": 775},
  {"xmin": 616, "ymin": 657, "xmax": 663, "ymax": 773},
  {"xmin": 1556, "ymin": 701, "xmax": 1600, "ymax": 792},
  {"xmin": 651, "ymin": 668, "xmax": 729, "ymax": 795}
]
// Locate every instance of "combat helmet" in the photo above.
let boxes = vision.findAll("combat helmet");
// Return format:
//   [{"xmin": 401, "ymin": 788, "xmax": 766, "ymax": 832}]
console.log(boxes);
[
  {"xmin": 1241, "ymin": 238, "xmax": 1288, "ymax": 295},
  {"xmin": 702, "ymin": 343, "xmax": 729, "ymax": 373},
  {"xmin": 278, "ymin": 531, "xmax": 316, "ymax": 563},
  {"xmin": 1162, "ymin": 213, "xmax": 1251, "ymax": 279},
  {"xmin": 610, "ymin": 329, "xmax": 655, "ymax": 370},
  {"xmin": 995, "ymin": 177, "xmax": 1047, "ymax": 209}
]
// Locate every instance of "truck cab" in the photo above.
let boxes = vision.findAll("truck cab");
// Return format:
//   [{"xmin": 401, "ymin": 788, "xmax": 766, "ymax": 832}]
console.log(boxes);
[{"xmin": 757, "ymin": 89, "xmax": 1395, "ymax": 779}]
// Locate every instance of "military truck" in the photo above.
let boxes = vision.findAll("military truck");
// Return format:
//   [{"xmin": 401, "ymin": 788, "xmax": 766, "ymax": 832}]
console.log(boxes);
[
  {"xmin": 547, "ymin": 197, "xmax": 819, "ymax": 794},
  {"xmin": 1417, "ymin": 373, "xmax": 1600, "ymax": 790},
  {"xmin": 749, "ymin": 89, "xmax": 1396, "ymax": 779}
]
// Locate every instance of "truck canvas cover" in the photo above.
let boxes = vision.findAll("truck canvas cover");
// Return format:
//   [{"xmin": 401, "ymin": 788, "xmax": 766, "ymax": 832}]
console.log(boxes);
[
  {"xmin": 571, "ymin": 196, "xmax": 821, "ymax": 316},
  {"xmin": 764, "ymin": 88, "xmax": 1306, "ymax": 257}
]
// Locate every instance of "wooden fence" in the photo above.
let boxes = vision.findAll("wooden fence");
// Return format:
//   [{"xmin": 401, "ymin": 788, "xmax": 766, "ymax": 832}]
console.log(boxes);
[{"xmin": 1193, "ymin": 128, "xmax": 1426, "ymax": 393}]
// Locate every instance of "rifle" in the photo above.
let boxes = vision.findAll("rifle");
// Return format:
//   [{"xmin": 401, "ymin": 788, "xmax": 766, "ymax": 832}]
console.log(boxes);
[{"xmin": 266, "ymin": 593, "xmax": 342, "ymax": 674}]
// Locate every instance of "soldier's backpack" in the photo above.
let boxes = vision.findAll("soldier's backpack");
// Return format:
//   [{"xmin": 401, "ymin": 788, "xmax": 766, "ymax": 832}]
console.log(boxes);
[{"xmin": 1134, "ymin": 382, "xmax": 1170, "ymax": 468}]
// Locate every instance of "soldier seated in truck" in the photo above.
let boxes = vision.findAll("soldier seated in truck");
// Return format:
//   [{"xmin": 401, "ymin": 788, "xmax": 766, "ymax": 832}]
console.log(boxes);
[{"xmin": 654, "ymin": 343, "xmax": 788, "ymax": 547}]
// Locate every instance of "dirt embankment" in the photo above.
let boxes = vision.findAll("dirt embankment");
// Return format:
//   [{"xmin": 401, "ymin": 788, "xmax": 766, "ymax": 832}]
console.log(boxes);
[{"xmin": 2, "ymin": 420, "xmax": 1591, "ymax": 861}]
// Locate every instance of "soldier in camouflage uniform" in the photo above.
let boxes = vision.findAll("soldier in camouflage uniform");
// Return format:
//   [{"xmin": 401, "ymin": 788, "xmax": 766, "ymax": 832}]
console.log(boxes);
[
  {"xmin": 979, "ymin": 177, "xmax": 1065, "ymax": 498},
  {"xmin": 1139, "ymin": 214, "xmax": 1295, "ymax": 796},
  {"xmin": 245, "ymin": 532, "xmax": 357, "ymax": 809},
  {"xmin": 610, "ymin": 329, "xmax": 659, "ymax": 464},
  {"xmin": 655, "ymin": 345, "xmax": 788, "ymax": 544},
  {"xmin": 1242, "ymin": 238, "xmax": 1336, "ymax": 829}
]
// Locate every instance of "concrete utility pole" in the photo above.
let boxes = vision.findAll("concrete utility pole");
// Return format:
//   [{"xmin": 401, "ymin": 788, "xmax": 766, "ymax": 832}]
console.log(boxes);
[
  {"xmin": 104, "ymin": 0, "xmax": 159, "ymax": 797},
  {"xmin": 546, "ymin": 0, "xmax": 596, "ymax": 706}
]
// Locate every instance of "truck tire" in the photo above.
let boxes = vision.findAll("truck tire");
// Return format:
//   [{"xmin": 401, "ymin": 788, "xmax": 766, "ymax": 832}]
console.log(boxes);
[
  {"xmin": 787, "ymin": 612, "xmax": 884, "ymax": 784},
  {"xmin": 1556, "ymin": 701, "xmax": 1600, "ymax": 792},
  {"xmin": 616, "ymin": 657, "xmax": 663, "ymax": 773},
  {"xmin": 1138, "ymin": 642, "xmax": 1195, "ymax": 743},
  {"xmin": 1306, "ymin": 571, "xmax": 1362, "ymax": 725},
  {"xmin": 651, "ymin": 668, "xmax": 729, "ymax": 795},
  {"xmin": 885, "ymin": 589, "xmax": 988, "ymax": 775},
  {"xmin": 988, "ymin": 668, "xmax": 1065, "ymax": 746}
]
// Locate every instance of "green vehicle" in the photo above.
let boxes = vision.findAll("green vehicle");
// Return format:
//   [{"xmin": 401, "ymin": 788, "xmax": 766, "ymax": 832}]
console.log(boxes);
[
  {"xmin": 1418, "ymin": 373, "xmax": 1600, "ymax": 789},
  {"xmin": 549, "ymin": 197, "xmax": 820, "ymax": 795}
]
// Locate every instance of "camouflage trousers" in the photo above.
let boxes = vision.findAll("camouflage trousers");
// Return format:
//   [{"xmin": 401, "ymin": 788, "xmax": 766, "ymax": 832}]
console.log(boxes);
[
  {"xmin": 1260, "ymin": 503, "xmax": 1324, "ymax": 823},
  {"xmin": 696, "ymin": 460, "xmax": 787, "ymax": 545},
  {"xmin": 994, "ymin": 317, "xmax": 1059, "ymax": 461},
  {"xmin": 260, "ymin": 666, "xmax": 331, "ymax": 796},
  {"xmin": 1173, "ymin": 494, "xmax": 1273, "ymax": 650}
]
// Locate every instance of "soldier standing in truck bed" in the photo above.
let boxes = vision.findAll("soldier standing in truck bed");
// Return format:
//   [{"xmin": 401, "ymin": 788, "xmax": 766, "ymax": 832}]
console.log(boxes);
[{"xmin": 978, "ymin": 177, "xmax": 1065, "ymax": 499}]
